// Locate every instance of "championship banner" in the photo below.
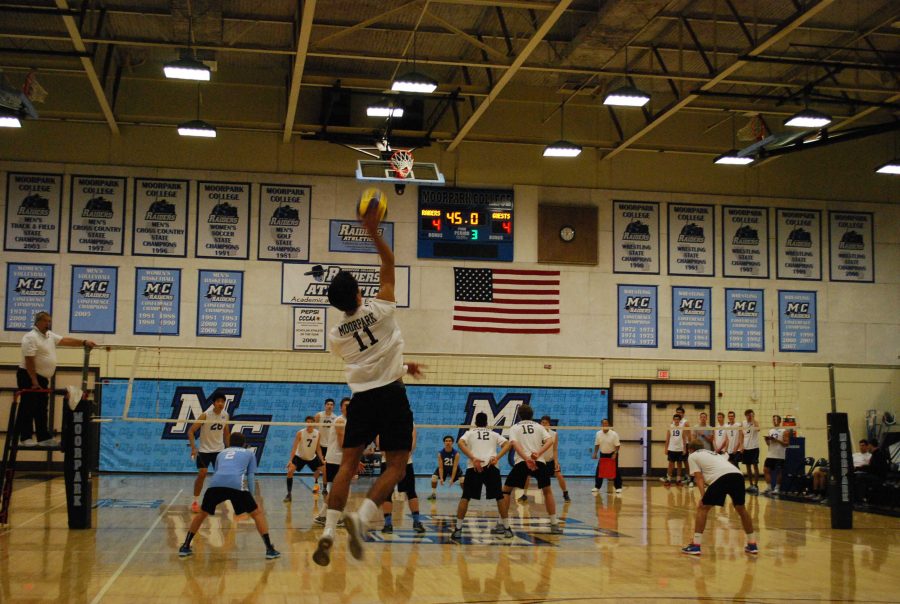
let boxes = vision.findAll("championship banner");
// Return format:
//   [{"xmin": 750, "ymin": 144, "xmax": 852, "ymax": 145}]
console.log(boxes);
[
  {"xmin": 69, "ymin": 265, "xmax": 117, "ymax": 334},
  {"xmin": 132, "ymin": 178, "xmax": 189, "ymax": 257},
  {"xmin": 828, "ymin": 211, "xmax": 874, "ymax": 282},
  {"xmin": 281, "ymin": 262, "xmax": 410, "ymax": 307},
  {"xmin": 258, "ymin": 183, "xmax": 311, "ymax": 261},
  {"xmin": 667, "ymin": 203, "xmax": 714, "ymax": 276},
  {"xmin": 612, "ymin": 201, "xmax": 659, "ymax": 274},
  {"xmin": 292, "ymin": 306, "xmax": 327, "ymax": 350},
  {"xmin": 4, "ymin": 263, "xmax": 53, "ymax": 331},
  {"xmin": 99, "ymin": 379, "xmax": 608, "ymax": 476},
  {"xmin": 328, "ymin": 219, "xmax": 394, "ymax": 253},
  {"xmin": 723, "ymin": 206, "xmax": 769, "ymax": 278},
  {"xmin": 196, "ymin": 181, "xmax": 251, "ymax": 260},
  {"xmin": 4, "ymin": 172, "xmax": 62, "ymax": 253},
  {"xmin": 778, "ymin": 290, "xmax": 817, "ymax": 352},
  {"xmin": 617, "ymin": 284, "xmax": 658, "ymax": 348},
  {"xmin": 197, "ymin": 270, "xmax": 243, "ymax": 337},
  {"xmin": 775, "ymin": 208, "xmax": 821, "ymax": 280},
  {"xmin": 134, "ymin": 267, "xmax": 181, "ymax": 336},
  {"xmin": 725, "ymin": 288, "xmax": 765, "ymax": 351},
  {"xmin": 68, "ymin": 175, "xmax": 126, "ymax": 255},
  {"xmin": 672, "ymin": 286, "xmax": 711, "ymax": 349}
]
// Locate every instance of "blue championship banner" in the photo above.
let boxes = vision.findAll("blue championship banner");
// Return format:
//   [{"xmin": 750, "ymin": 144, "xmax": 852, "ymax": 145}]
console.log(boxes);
[
  {"xmin": 828, "ymin": 211, "xmax": 874, "ymax": 282},
  {"xmin": 723, "ymin": 205, "xmax": 769, "ymax": 278},
  {"xmin": 613, "ymin": 201, "xmax": 660, "ymax": 274},
  {"xmin": 99, "ymin": 379, "xmax": 608, "ymax": 476},
  {"xmin": 197, "ymin": 270, "xmax": 243, "ymax": 337},
  {"xmin": 4, "ymin": 172, "xmax": 62, "ymax": 253},
  {"xmin": 196, "ymin": 181, "xmax": 251, "ymax": 260},
  {"xmin": 134, "ymin": 267, "xmax": 181, "ymax": 336},
  {"xmin": 725, "ymin": 288, "xmax": 765, "ymax": 351},
  {"xmin": 328, "ymin": 219, "xmax": 394, "ymax": 253},
  {"xmin": 70, "ymin": 265, "xmax": 117, "ymax": 334},
  {"xmin": 778, "ymin": 290, "xmax": 817, "ymax": 353},
  {"xmin": 672, "ymin": 286, "xmax": 711, "ymax": 350},
  {"xmin": 667, "ymin": 203, "xmax": 715, "ymax": 277},
  {"xmin": 132, "ymin": 178, "xmax": 189, "ymax": 257},
  {"xmin": 617, "ymin": 284, "xmax": 658, "ymax": 348},
  {"xmin": 5, "ymin": 263, "xmax": 53, "ymax": 331},
  {"xmin": 68, "ymin": 175, "xmax": 127, "ymax": 255}
]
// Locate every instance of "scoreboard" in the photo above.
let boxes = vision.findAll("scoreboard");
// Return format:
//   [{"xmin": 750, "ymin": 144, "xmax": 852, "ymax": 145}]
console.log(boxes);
[{"xmin": 417, "ymin": 186, "xmax": 514, "ymax": 261}]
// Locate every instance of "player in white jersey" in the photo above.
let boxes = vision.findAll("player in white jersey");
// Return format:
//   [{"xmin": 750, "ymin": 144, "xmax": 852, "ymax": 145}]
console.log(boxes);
[
  {"xmin": 314, "ymin": 398, "xmax": 336, "ymax": 492},
  {"xmin": 452, "ymin": 412, "xmax": 512, "ymax": 540},
  {"xmin": 314, "ymin": 399, "xmax": 348, "ymax": 526},
  {"xmin": 187, "ymin": 394, "xmax": 231, "ymax": 513},
  {"xmin": 663, "ymin": 413, "xmax": 687, "ymax": 486},
  {"xmin": 712, "ymin": 412, "xmax": 730, "ymax": 455},
  {"xmin": 695, "ymin": 412, "xmax": 714, "ymax": 449},
  {"xmin": 742, "ymin": 409, "xmax": 761, "ymax": 494},
  {"xmin": 725, "ymin": 410, "xmax": 743, "ymax": 467},
  {"xmin": 499, "ymin": 405, "xmax": 562, "ymax": 534},
  {"xmin": 284, "ymin": 415, "xmax": 325, "ymax": 502},
  {"xmin": 674, "ymin": 407, "xmax": 692, "ymax": 483},
  {"xmin": 763, "ymin": 414, "xmax": 790, "ymax": 495},
  {"xmin": 680, "ymin": 439, "xmax": 758, "ymax": 556},
  {"xmin": 313, "ymin": 206, "xmax": 424, "ymax": 567}
]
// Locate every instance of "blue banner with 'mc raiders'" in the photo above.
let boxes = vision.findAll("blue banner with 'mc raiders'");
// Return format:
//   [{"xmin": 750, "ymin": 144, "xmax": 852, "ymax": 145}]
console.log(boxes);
[
  {"xmin": 197, "ymin": 270, "xmax": 242, "ymax": 337},
  {"xmin": 328, "ymin": 219, "xmax": 394, "ymax": 253},
  {"xmin": 617, "ymin": 284, "xmax": 658, "ymax": 348},
  {"xmin": 725, "ymin": 288, "xmax": 765, "ymax": 351},
  {"xmin": 671, "ymin": 286, "xmax": 711, "ymax": 349},
  {"xmin": 5, "ymin": 262, "xmax": 53, "ymax": 331},
  {"xmin": 778, "ymin": 290, "xmax": 817, "ymax": 353},
  {"xmin": 134, "ymin": 267, "xmax": 181, "ymax": 336},
  {"xmin": 70, "ymin": 265, "xmax": 117, "ymax": 334},
  {"xmin": 98, "ymin": 379, "xmax": 607, "ymax": 476}
]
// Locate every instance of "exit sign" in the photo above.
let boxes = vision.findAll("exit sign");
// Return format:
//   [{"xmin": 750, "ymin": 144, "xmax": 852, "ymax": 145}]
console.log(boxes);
[{"xmin": 657, "ymin": 370, "xmax": 670, "ymax": 379}]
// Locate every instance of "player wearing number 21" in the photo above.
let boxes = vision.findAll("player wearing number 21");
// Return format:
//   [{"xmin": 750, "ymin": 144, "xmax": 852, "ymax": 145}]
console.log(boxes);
[{"xmin": 313, "ymin": 200, "xmax": 425, "ymax": 567}]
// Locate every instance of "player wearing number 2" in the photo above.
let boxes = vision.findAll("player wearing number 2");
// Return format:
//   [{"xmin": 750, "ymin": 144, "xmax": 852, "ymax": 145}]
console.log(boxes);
[{"xmin": 313, "ymin": 196, "xmax": 425, "ymax": 567}]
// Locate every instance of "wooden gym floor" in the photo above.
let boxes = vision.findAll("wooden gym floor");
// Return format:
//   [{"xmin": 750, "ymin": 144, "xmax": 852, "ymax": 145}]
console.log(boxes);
[{"xmin": 1, "ymin": 474, "xmax": 898, "ymax": 603}]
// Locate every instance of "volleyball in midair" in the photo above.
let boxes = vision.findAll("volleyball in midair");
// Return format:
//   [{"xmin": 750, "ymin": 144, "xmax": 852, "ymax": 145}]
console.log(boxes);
[{"xmin": 357, "ymin": 187, "xmax": 388, "ymax": 222}]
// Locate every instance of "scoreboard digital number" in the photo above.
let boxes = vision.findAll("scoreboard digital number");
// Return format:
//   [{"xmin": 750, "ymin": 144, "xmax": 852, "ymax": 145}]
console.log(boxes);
[{"xmin": 417, "ymin": 186, "xmax": 514, "ymax": 261}]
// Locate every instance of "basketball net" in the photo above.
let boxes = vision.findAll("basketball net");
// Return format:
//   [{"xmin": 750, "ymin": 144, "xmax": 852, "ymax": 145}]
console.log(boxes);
[{"xmin": 390, "ymin": 150, "xmax": 415, "ymax": 179}]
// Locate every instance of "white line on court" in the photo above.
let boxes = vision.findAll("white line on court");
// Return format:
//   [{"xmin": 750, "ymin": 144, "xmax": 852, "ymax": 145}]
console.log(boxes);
[
  {"xmin": 89, "ymin": 488, "xmax": 183, "ymax": 604},
  {"xmin": 0, "ymin": 498, "xmax": 68, "ymax": 534}
]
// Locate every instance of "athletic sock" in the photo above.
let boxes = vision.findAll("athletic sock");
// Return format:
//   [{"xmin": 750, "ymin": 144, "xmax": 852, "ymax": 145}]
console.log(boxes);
[
  {"xmin": 261, "ymin": 533, "xmax": 273, "ymax": 549},
  {"xmin": 549, "ymin": 514, "xmax": 557, "ymax": 524},
  {"xmin": 383, "ymin": 513, "xmax": 393, "ymax": 526},
  {"xmin": 411, "ymin": 511, "xmax": 421, "ymax": 522},
  {"xmin": 183, "ymin": 531, "xmax": 195, "ymax": 547},
  {"xmin": 748, "ymin": 531, "xmax": 757, "ymax": 544},
  {"xmin": 455, "ymin": 518, "xmax": 463, "ymax": 529},
  {"xmin": 325, "ymin": 508, "xmax": 342, "ymax": 531},
  {"xmin": 287, "ymin": 477, "xmax": 293, "ymax": 493},
  {"xmin": 358, "ymin": 498, "xmax": 380, "ymax": 526},
  {"xmin": 693, "ymin": 533, "xmax": 703, "ymax": 545},
  {"xmin": 501, "ymin": 517, "xmax": 510, "ymax": 528}
]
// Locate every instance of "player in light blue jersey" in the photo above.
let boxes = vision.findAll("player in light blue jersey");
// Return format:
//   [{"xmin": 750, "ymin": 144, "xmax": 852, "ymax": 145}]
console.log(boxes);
[{"xmin": 178, "ymin": 433, "xmax": 280, "ymax": 559}]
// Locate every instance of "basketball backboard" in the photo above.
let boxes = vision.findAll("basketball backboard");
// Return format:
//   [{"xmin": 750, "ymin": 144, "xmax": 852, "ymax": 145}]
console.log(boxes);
[{"xmin": 355, "ymin": 160, "xmax": 445, "ymax": 185}]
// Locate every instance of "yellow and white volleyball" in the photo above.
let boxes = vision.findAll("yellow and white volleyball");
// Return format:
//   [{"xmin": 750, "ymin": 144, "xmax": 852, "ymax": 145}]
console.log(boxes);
[{"xmin": 357, "ymin": 187, "xmax": 388, "ymax": 222}]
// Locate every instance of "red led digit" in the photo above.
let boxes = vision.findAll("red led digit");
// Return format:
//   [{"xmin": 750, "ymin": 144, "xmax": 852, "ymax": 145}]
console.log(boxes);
[
  {"xmin": 502, "ymin": 221, "xmax": 512, "ymax": 234},
  {"xmin": 432, "ymin": 218, "xmax": 442, "ymax": 231}
]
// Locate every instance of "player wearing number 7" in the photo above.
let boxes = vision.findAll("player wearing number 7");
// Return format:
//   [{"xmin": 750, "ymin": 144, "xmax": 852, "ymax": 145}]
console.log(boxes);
[{"xmin": 313, "ymin": 196, "xmax": 425, "ymax": 567}]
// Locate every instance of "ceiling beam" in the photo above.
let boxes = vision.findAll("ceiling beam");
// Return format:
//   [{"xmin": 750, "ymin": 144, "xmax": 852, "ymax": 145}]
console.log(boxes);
[
  {"xmin": 53, "ymin": 0, "xmax": 118, "ymax": 134},
  {"xmin": 446, "ymin": 0, "xmax": 573, "ymax": 152},
  {"xmin": 283, "ymin": 0, "xmax": 317, "ymax": 143},
  {"xmin": 602, "ymin": 0, "xmax": 836, "ymax": 162}
]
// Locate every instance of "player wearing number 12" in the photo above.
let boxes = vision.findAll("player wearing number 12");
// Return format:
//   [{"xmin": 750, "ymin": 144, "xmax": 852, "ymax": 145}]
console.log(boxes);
[{"xmin": 313, "ymin": 199, "xmax": 425, "ymax": 567}]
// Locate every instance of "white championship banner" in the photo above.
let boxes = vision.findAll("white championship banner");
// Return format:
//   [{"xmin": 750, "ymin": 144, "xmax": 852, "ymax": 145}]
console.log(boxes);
[
  {"xmin": 612, "ymin": 200, "xmax": 659, "ymax": 274},
  {"xmin": 723, "ymin": 205, "xmax": 769, "ymax": 278},
  {"xmin": 667, "ymin": 202, "xmax": 714, "ymax": 276},
  {"xmin": 69, "ymin": 175, "xmax": 126, "ymax": 255},
  {"xmin": 282, "ymin": 262, "xmax": 410, "ymax": 307},
  {"xmin": 775, "ymin": 208, "xmax": 821, "ymax": 280},
  {"xmin": 132, "ymin": 178, "xmax": 189, "ymax": 257},
  {"xmin": 196, "ymin": 181, "xmax": 251, "ymax": 259},
  {"xmin": 258, "ymin": 183, "xmax": 311, "ymax": 261},
  {"xmin": 4, "ymin": 172, "xmax": 62, "ymax": 253}
]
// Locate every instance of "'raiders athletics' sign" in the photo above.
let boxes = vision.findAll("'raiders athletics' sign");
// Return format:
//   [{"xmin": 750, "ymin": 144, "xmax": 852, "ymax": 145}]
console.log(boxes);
[
  {"xmin": 68, "ymin": 175, "xmax": 126, "ymax": 255},
  {"xmin": 723, "ymin": 206, "xmax": 769, "ymax": 278},
  {"xmin": 196, "ymin": 181, "xmax": 251, "ymax": 259},
  {"xmin": 4, "ymin": 172, "xmax": 62, "ymax": 253},
  {"xmin": 258, "ymin": 183, "xmax": 311, "ymax": 261},
  {"xmin": 667, "ymin": 203, "xmax": 714, "ymax": 276},
  {"xmin": 132, "ymin": 178, "xmax": 189, "ymax": 257},
  {"xmin": 612, "ymin": 201, "xmax": 659, "ymax": 274}
]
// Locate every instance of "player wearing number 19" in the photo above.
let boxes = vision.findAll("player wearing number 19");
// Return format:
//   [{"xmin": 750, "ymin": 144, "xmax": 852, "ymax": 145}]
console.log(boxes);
[{"xmin": 313, "ymin": 198, "xmax": 425, "ymax": 567}]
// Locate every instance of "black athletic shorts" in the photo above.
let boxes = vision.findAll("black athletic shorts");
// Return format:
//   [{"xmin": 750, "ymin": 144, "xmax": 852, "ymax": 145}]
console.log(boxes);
[
  {"xmin": 764, "ymin": 457, "xmax": 785, "ymax": 470},
  {"xmin": 201, "ymin": 487, "xmax": 258, "ymax": 516},
  {"xmin": 343, "ymin": 380, "xmax": 413, "ymax": 452},
  {"xmin": 291, "ymin": 455, "xmax": 322, "ymax": 472},
  {"xmin": 381, "ymin": 461, "xmax": 417, "ymax": 496},
  {"xmin": 433, "ymin": 466, "xmax": 461, "ymax": 483},
  {"xmin": 742, "ymin": 448, "xmax": 760, "ymax": 465},
  {"xmin": 667, "ymin": 450, "xmax": 686, "ymax": 463},
  {"xmin": 196, "ymin": 451, "xmax": 220, "ymax": 470},
  {"xmin": 542, "ymin": 459, "xmax": 558, "ymax": 481},
  {"xmin": 728, "ymin": 451, "xmax": 742, "ymax": 466},
  {"xmin": 462, "ymin": 465, "xmax": 502, "ymax": 500},
  {"xmin": 324, "ymin": 462, "xmax": 341, "ymax": 484},
  {"xmin": 505, "ymin": 461, "xmax": 549, "ymax": 490},
  {"xmin": 702, "ymin": 473, "xmax": 746, "ymax": 507}
]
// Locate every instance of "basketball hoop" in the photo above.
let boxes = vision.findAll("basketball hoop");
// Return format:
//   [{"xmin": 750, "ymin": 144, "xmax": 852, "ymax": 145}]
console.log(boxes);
[{"xmin": 390, "ymin": 150, "xmax": 415, "ymax": 179}]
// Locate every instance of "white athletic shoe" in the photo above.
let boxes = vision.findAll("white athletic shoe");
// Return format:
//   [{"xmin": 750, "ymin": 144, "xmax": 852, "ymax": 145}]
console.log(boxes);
[
  {"xmin": 37, "ymin": 438, "xmax": 60, "ymax": 448},
  {"xmin": 591, "ymin": 488, "xmax": 599, "ymax": 495},
  {"xmin": 20, "ymin": 438, "xmax": 37, "ymax": 447},
  {"xmin": 343, "ymin": 512, "xmax": 366, "ymax": 560},
  {"xmin": 615, "ymin": 488, "xmax": 623, "ymax": 494}
]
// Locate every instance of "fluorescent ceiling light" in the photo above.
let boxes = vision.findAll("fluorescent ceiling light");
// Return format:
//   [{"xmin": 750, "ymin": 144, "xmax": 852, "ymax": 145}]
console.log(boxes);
[
  {"xmin": 603, "ymin": 85, "xmax": 650, "ymax": 107},
  {"xmin": 367, "ymin": 104, "xmax": 404, "ymax": 118},
  {"xmin": 714, "ymin": 150, "xmax": 754, "ymax": 165},
  {"xmin": 784, "ymin": 108, "xmax": 831, "ymax": 128},
  {"xmin": 0, "ymin": 115, "xmax": 22, "ymax": 128},
  {"xmin": 177, "ymin": 119, "xmax": 217, "ymax": 138},
  {"xmin": 391, "ymin": 72, "xmax": 438, "ymax": 94},
  {"xmin": 543, "ymin": 140, "xmax": 582, "ymax": 157},
  {"xmin": 164, "ymin": 58, "xmax": 211, "ymax": 81},
  {"xmin": 875, "ymin": 160, "xmax": 900, "ymax": 175}
]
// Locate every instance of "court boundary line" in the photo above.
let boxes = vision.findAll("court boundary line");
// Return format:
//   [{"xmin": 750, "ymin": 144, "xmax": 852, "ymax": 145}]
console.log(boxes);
[{"xmin": 89, "ymin": 488, "xmax": 182, "ymax": 604}]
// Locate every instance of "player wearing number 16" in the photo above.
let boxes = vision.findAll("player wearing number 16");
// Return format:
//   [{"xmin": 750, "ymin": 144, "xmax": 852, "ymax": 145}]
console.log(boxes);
[{"xmin": 313, "ymin": 197, "xmax": 425, "ymax": 567}]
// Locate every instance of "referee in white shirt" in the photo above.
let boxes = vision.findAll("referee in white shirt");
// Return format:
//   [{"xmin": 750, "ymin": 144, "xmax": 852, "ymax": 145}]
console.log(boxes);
[{"xmin": 17, "ymin": 311, "xmax": 95, "ymax": 447}]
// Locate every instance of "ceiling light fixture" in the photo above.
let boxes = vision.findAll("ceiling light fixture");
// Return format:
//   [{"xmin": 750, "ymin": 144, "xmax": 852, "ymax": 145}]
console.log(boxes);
[
  {"xmin": 0, "ymin": 114, "xmax": 23, "ymax": 128},
  {"xmin": 177, "ymin": 119, "xmax": 216, "ymax": 137},
  {"xmin": 875, "ymin": 159, "xmax": 900, "ymax": 175},
  {"xmin": 391, "ymin": 27, "xmax": 437, "ymax": 94},
  {"xmin": 714, "ymin": 151, "xmax": 754, "ymax": 165},
  {"xmin": 784, "ymin": 108, "xmax": 831, "ymax": 128},
  {"xmin": 603, "ymin": 85, "xmax": 651, "ymax": 107},
  {"xmin": 164, "ymin": 58, "xmax": 211, "ymax": 81},
  {"xmin": 543, "ymin": 104, "xmax": 581, "ymax": 157},
  {"xmin": 366, "ymin": 102, "xmax": 405, "ymax": 118}
]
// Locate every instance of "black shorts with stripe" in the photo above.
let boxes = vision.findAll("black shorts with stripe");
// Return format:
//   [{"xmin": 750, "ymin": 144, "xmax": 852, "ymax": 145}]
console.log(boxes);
[{"xmin": 201, "ymin": 487, "xmax": 258, "ymax": 516}]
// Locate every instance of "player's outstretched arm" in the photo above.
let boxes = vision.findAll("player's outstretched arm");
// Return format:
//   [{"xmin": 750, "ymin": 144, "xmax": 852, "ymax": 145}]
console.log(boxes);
[{"xmin": 361, "ymin": 208, "xmax": 395, "ymax": 302}]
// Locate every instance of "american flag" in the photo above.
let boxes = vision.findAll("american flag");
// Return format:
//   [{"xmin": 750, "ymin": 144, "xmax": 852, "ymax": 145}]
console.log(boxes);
[{"xmin": 453, "ymin": 267, "xmax": 560, "ymax": 334}]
